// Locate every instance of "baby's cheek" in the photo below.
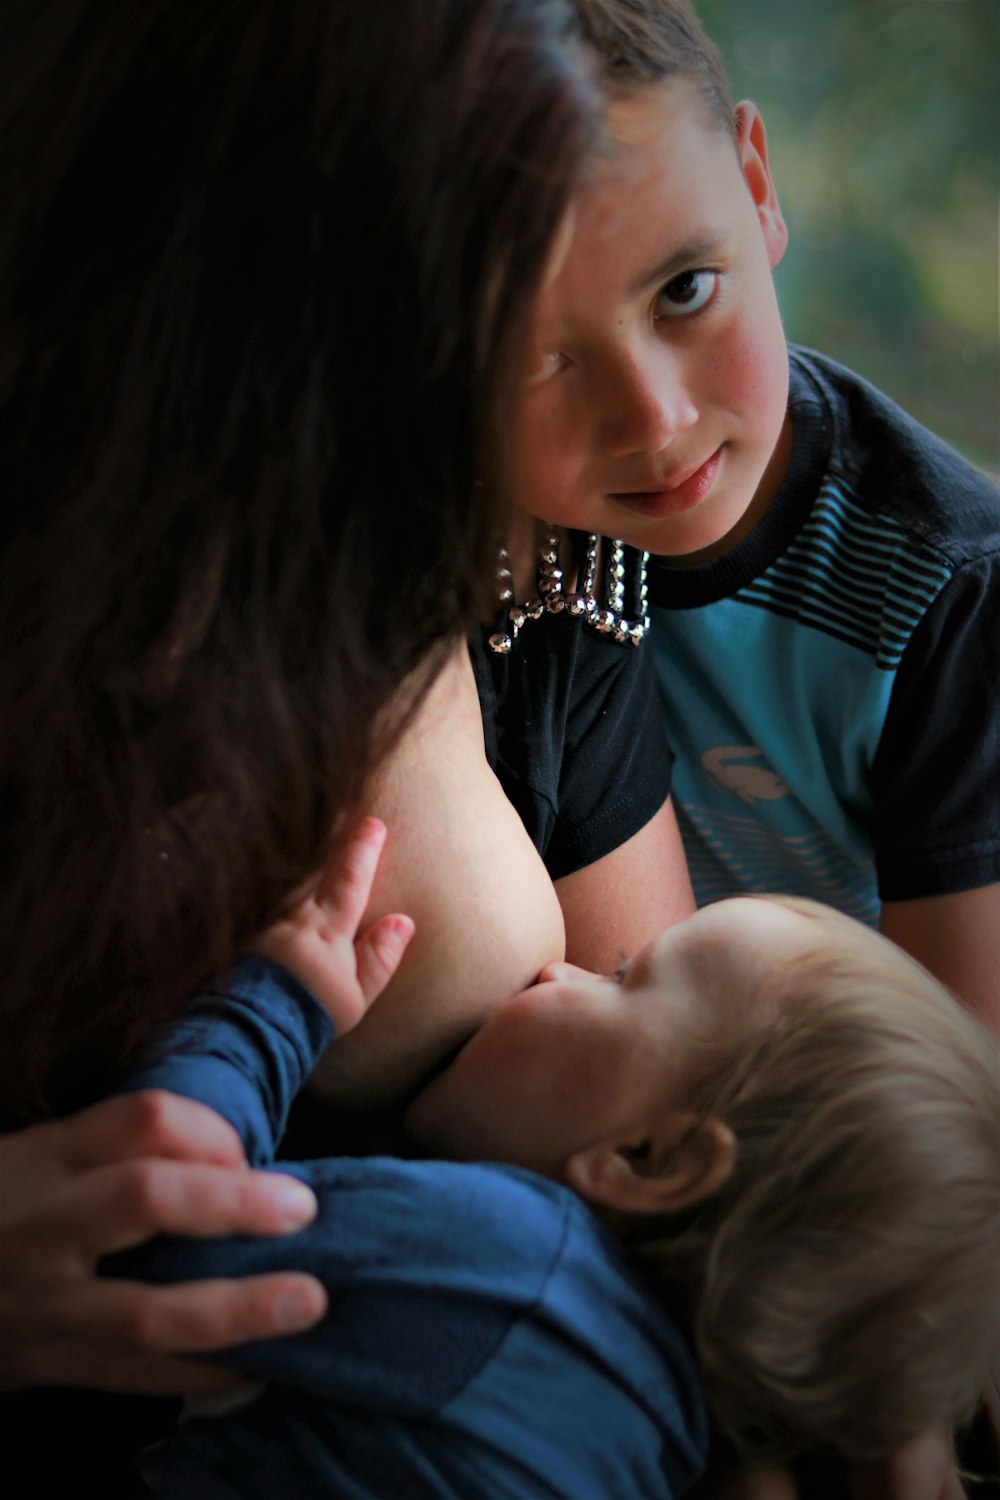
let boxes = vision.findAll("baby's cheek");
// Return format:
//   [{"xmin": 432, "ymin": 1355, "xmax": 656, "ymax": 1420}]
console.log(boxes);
[
  {"xmin": 404, "ymin": 1021, "xmax": 529, "ymax": 1159},
  {"xmin": 404, "ymin": 1059, "xmax": 476, "ymax": 1156}
]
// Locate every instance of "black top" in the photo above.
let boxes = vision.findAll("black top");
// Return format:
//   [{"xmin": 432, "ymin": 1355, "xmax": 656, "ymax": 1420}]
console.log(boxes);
[{"xmin": 472, "ymin": 601, "xmax": 672, "ymax": 882}]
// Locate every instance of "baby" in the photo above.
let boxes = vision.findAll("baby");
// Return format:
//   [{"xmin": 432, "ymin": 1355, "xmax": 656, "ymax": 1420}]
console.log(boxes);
[
  {"xmin": 407, "ymin": 889, "xmax": 1000, "ymax": 1474},
  {"xmin": 120, "ymin": 818, "xmax": 1000, "ymax": 1483}
]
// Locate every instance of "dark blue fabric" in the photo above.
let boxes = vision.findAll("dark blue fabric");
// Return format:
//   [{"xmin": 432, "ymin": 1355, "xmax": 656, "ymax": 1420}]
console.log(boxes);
[
  {"xmin": 124, "ymin": 956, "xmax": 332, "ymax": 1168},
  {"xmin": 111, "ymin": 958, "xmax": 709, "ymax": 1499}
]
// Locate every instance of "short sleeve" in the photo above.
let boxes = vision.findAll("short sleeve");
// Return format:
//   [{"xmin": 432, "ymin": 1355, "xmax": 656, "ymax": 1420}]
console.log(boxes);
[
  {"xmin": 476, "ymin": 613, "xmax": 673, "ymax": 882},
  {"xmin": 871, "ymin": 548, "xmax": 1000, "ymax": 899}
]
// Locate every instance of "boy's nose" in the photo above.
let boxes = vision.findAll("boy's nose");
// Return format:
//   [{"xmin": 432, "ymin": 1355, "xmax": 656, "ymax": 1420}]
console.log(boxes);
[{"xmin": 601, "ymin": 347, "xmax": 697, "ymax": 457}]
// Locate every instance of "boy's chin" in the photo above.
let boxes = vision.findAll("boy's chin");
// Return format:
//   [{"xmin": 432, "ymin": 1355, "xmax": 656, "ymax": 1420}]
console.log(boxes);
[
  {"xmin": 647, "ymin": 469, "xmax": 787, "ymax": 566},
  {"xmin": 630, "ymin": 508, "xmax": 754, "ymax": 568},
  {"xmin": 647, "ymin": 525, "xmax": 745, "ymax": 569}
]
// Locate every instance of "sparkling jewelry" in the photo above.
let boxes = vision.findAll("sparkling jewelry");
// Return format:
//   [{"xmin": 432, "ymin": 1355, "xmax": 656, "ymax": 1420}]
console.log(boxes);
[{"xmin": 489, "ymin": 527, "xmax": 649, "ymax": 654}]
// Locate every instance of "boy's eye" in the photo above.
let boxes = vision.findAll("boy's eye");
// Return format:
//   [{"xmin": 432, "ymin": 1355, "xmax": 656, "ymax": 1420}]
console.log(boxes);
[{"xmin": 656, "ymin": 269, "xmax": 720, "ymax": 319}]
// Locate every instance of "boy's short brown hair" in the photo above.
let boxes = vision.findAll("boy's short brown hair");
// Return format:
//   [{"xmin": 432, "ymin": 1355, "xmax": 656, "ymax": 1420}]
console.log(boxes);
[
  {"xmin": 611, "ymin": 899, "xmax": 1000, "ymax": 1463},
  {"xmin": 572, "ymin": 0, "xmax": 735, "ymax": 132}
]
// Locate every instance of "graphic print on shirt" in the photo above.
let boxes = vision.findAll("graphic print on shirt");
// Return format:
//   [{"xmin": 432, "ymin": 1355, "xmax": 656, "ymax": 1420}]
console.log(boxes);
[{"xmin": 701, "ymin": 747, "xmax": 790, "ymax": 804}]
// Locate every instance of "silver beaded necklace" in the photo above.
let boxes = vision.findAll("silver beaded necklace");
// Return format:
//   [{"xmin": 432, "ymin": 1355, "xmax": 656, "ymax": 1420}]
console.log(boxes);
[{"xmin": 489, "ymin": 527, "xmax": 650, "ymax": 655}]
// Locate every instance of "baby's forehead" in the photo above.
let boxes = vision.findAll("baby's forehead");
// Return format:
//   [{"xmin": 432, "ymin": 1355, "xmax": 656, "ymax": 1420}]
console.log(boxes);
[{"xmin": 681, "ymin": 897, "xmax": 821, "ymax": 979}]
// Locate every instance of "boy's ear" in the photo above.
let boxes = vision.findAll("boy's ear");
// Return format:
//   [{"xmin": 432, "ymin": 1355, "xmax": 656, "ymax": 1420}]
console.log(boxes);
[
  {"xmin": 735, "ymin": 101, "xmax": 787, "ymax": 270},
  {"xmin": 565, "ymin": 1114, "xmax": 736, "ymax": 1217}
]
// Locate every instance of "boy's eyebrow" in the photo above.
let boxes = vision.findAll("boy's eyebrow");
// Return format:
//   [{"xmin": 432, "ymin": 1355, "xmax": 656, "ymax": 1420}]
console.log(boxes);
[{"xmin": 630, "ymin": 233, "xmax": 728, "ymax": 296}]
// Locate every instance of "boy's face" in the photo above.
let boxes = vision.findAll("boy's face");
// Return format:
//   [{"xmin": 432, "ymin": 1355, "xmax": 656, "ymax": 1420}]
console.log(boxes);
[
  {"xmin": 507, "ymin": 79, "xmax": 791, "ymax": 564},
  {"xmin": 406, "ymin": 898, "xmax": 813, "ymax": 1178}
]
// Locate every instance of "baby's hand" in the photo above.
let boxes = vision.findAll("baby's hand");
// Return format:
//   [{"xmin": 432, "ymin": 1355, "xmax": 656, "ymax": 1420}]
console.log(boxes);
[{"xmin": 254, "ymin": 818, "xmax": 414, "ymax": 1037}]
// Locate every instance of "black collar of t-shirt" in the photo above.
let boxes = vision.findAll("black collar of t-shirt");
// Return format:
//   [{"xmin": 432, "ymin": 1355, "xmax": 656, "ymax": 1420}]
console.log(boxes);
[{"xmin": 646, "ymin": 349, "xmax": 833, "ymax": 610}]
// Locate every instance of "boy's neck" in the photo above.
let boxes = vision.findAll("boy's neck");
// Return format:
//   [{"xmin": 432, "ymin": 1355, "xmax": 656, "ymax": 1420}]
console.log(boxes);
[{"xmin": 659, "ymin": 412, "xmax": 794, "ymax": 571}]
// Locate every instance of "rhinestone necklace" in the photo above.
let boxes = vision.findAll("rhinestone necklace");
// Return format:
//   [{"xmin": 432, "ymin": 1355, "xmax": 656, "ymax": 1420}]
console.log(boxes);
[{"xmin": 489, "ymin": 527, "xmax": 650, "ymax": 654}]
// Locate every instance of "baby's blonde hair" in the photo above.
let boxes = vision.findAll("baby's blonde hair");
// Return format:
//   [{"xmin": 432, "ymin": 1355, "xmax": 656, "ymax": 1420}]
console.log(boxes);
[{"xmin": 613, "ymin": 898, "xmax": 1000, "ymax": 1464}]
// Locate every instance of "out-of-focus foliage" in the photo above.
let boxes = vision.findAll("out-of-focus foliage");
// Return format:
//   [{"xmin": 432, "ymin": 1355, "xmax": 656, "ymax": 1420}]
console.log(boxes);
[{"xmin": 698, "ymin": 0, "xmax": 999, "ymax": 471}]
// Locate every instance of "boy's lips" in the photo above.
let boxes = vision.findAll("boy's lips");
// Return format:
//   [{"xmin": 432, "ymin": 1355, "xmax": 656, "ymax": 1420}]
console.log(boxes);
[{"xmin": 608, "ymin": 447, "xmax": 722, "ymax": 518}]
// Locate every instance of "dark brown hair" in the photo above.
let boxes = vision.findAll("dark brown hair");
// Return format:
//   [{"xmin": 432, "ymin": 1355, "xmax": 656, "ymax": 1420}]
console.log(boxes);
[
  {"xmin": 0, "ymin": 0, "xmax": 598, "ymax": 1120},
  {"xmin": 572, "ymin": 0, "xmax": 734, "ymax": 132}
]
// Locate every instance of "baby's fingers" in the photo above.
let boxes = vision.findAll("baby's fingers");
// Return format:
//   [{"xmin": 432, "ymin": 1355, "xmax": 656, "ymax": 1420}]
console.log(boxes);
[
  {"xmin": 355, "ymin": 914, "xmax": 415, "ymax": 1005},
  {"xmin": 315, "ymin": 817, "xmax": 388, "ymax": 935}
]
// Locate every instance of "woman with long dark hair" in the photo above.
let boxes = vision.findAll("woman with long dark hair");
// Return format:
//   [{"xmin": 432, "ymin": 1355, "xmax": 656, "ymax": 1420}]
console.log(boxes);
[
  {"xmin": 1, "ymin": 0, "xmax": 597, "ymax": 1408},
  {"xmin": 1, "ymin": 4, "xmax": 711, "ymax": 1493}
]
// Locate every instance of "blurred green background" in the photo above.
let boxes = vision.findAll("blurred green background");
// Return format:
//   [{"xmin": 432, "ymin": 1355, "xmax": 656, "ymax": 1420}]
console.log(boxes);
[{"xmin": 697, "ymin": 0, "xmax": 999, "ymax": 474}]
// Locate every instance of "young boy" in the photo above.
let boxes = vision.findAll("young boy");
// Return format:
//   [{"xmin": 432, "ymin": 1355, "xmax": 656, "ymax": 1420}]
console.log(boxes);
[
  {"xmin": 114, "ymin": 818, "xmax": 1000, "ymax": 1497},
  {"xmin": 505, "ymin": 0, "xmax": 999, "ymax": 1026}
]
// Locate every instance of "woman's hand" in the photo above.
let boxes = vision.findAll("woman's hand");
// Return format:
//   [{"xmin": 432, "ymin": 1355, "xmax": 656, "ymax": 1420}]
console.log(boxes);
[
  {"xmin": 254, "ymin": 817, "xmax": 415, "ymax": 1036},
  {"xmin": 849, "ymin": 1430, "xmax": 967, "ymax": 1500},
  {"xmin": 0, "ymin": 1091, "xmax": 327, "ymax": 1394}
]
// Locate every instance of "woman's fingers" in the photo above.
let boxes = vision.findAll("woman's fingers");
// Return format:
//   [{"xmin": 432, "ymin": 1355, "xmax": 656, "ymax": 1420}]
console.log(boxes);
[
  {"xmin": 6, "ymin": 1272, "xmax": 327, "ymax": 1394},
  {"xmin": 96, "ymin": 1272, "xmax": 328, "ymax": 1353},
  {"xmin": 1, "ymin": 1102, "xmax": 327, "ymax": 1393},
  {"xmin": 52, "ymin": 1091, "xmax": 249, "ymax": 1174},
  {"xmin": 16, "ymin": 1157, "xmax": 317, "ymax": 1264},
  {"xmin": 0, "ymin": 1093, "xmax": 250, "ymax": 1222}
]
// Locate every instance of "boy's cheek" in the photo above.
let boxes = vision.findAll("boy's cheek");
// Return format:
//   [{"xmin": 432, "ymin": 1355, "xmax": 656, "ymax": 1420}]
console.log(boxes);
[{"xmin": 711, "ymin": 319, "xmax": 788, "ymax": 435}]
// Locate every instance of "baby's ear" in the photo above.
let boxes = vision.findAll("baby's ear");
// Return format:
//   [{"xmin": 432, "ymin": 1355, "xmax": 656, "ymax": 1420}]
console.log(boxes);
[
  {"xmin": 565, "ymin": 1115, "xmax": 735, "ymax": 1216},
  {"xmin": 735, "ymin": 100, "xmax": 787, "ymax": 270}
]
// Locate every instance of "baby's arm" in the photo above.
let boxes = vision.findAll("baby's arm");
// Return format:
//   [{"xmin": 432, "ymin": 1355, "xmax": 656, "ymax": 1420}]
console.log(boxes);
[
  {"xmin": 1, "ymin": 822, "xmax": 405, "ymax": 1397},
  {"xmin": 122, "ymin": 819, "xmax": 413, "ymax": 1163}
]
